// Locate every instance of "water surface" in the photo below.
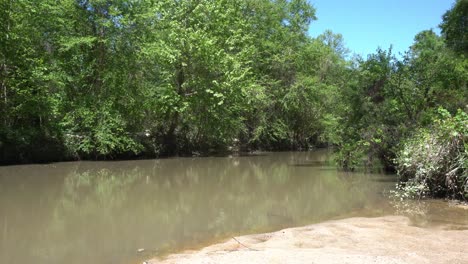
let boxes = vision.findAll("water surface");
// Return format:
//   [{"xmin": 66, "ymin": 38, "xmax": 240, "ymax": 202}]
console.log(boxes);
[{"xmin": 0, "ymin": 150, "xmax": 466, "ymax": 264}]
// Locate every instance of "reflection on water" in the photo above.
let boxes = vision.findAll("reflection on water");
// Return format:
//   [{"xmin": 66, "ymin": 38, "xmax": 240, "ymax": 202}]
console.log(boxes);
[{"xmin": 0, "ymin": 150, "xmax": 466, "ymax": 264}]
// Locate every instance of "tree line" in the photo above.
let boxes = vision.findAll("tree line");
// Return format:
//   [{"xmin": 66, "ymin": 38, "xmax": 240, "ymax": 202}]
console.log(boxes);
[
  {"xmin": 0, "ymin": 0, "xmax": 467, "ymax": 198},
  {"xmin": 0, "ymin": 0, "xmax": 344, "ymax": 161}
]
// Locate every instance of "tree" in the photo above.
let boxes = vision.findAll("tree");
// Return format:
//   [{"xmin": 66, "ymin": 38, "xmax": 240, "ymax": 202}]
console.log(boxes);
[
  {"xmin": 0, "ymin": 0, "xmax": 66, "ymax": 162},
  {"xmin": 440, "ymin": 0, "xmax": 468, "ymax": 55},
  {"xmin": 317, "ymin": 30, "xmax": 350, "ymax": 59}
]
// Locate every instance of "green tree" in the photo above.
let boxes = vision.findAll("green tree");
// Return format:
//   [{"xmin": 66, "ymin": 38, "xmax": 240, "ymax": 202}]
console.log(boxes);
[
  {"xmin": 0, "ymin": 0, "xmax": 65, "ymax": 162},
  {"xmin": 440, "ymin": 0, "xmax": 468, "ymax": 55},
  {"xmin": 56, "ymin": 0, "xmax": 145, "ymax": 157}
]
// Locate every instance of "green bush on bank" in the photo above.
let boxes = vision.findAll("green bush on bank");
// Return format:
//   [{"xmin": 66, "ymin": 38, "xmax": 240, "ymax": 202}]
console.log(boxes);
[{"xmin": 395, "ymin": 108, "xmax": 468, "ymax": 199}]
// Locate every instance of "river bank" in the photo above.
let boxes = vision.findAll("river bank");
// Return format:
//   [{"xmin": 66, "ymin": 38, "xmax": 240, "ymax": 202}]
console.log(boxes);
[{"xmin": 147, "ymin": 215, "xmax": 468, "ymax": 264}]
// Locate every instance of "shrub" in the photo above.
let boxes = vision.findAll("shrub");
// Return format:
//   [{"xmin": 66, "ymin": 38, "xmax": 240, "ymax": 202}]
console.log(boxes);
[{"xmin": 395, "ymin": 108, "xmax": 468, "ymax": 199}]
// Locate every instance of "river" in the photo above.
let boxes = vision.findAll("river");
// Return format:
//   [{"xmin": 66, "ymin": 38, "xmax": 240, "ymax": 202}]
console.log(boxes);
[{"xmin": 0, "ymin": 150, "xmax": 466, "ymax": 264}]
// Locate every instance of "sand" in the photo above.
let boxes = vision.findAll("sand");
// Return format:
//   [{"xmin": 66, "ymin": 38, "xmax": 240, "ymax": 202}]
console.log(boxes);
[{"xmin": 146, "ymin": 216, "xmax": 468, "ymax": 264}]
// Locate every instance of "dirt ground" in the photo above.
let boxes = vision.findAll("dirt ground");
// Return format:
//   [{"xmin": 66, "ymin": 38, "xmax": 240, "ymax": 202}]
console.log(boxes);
[{"xmin": 146, "ymin": 215, "xmax": 468, "ymax": 264}]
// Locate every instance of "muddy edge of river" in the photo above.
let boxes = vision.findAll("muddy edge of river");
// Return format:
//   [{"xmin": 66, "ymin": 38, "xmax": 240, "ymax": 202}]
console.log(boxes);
[{"xmin": 146, "ymin": 212, "xmax": 468, "ymax": 264}]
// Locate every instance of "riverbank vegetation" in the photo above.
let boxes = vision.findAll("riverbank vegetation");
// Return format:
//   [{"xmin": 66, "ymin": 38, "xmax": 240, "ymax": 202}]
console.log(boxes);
[{"xmin": 0, "ymin": 0, "xmax": 466, "ymax": 198}]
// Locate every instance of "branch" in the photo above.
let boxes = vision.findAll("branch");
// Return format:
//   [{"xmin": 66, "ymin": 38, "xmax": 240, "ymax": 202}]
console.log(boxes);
[{"xmin": 232, "ymin": 237, "xmax": 259, "ymax": 251}]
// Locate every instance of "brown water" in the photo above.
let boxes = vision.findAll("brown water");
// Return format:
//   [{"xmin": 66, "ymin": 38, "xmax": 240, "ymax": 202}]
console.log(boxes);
[{"xmin": 0, "ymin": 150, "xmax": 466, "ymax": 264}]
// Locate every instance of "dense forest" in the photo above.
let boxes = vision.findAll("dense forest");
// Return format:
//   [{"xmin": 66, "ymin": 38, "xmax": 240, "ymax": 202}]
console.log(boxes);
[{"xmin": 0, "ymin": 0, "xmax": 467, "ymax": 198}]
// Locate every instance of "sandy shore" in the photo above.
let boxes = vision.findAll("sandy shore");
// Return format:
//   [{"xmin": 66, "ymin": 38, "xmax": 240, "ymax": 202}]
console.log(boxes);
[{"xmin": 146, "ymin": 215, "xmax": 468, "ymax": 264}]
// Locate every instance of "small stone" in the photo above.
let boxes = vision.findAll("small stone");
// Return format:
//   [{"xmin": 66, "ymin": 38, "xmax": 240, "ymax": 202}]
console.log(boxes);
[{"xmin": 137, "ymin": 248, "xmax": 145, "ymax": 253}]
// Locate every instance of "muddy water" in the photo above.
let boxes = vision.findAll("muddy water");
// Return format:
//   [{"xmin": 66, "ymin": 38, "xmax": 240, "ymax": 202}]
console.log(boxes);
[{"xmin": 0, "ymin": 150, "xmax": 466, "ymax": 264}]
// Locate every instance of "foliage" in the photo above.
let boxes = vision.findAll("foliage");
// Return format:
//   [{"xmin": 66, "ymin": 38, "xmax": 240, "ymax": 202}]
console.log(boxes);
[
  {"xmin": 328, "ymin": 0, "xmax": 468, "ymax": 199},
  {"xmin": 440, "ymin": 0, "xmax": 468, "ymax": 55},
  {"xmin": 334, "ymin": 27, "xmax": 467, "ymax": 172},
  {"xmin": 0, "ymin": 0, "xmax": 331, "ymax": 162},
  {"xmin": 395, "ymin": 109, "xmax": 468, "ymax": 199}
]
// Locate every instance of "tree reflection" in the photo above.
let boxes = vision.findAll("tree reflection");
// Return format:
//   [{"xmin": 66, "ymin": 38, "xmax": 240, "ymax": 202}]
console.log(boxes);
[{"xmin": 0, "ymin": 151, "xmax": 390, "ymax": 264}]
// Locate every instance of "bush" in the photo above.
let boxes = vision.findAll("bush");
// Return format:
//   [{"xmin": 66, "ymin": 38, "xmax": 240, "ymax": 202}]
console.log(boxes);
[{"xmin": 395, "ymin": 108, "xmax": 468, "ymax": 199}]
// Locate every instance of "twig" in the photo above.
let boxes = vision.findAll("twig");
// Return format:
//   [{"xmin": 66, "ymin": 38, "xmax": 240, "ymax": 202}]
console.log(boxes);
[{"xmin": 232, "ymin": 237, "xmax": 259, "ymax": 251}]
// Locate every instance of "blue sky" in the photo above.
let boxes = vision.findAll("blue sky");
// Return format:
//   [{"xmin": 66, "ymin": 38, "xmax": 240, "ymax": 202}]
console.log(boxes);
[{"xmin": 308, "ymin": 0, "xmax": 455, "ymax": 57}]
